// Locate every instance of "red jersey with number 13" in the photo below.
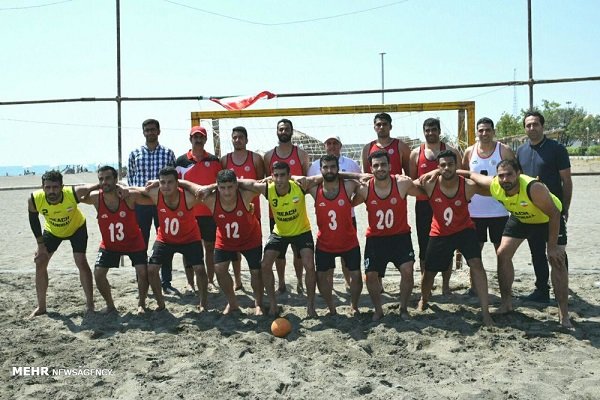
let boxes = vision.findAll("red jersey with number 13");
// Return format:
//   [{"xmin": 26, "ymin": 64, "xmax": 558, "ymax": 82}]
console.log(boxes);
[
  {"xmin": 156, "ymin": 188, "xmax": 201, "ymax": 244},
  {"xmin": 429, "ymin": 176, "xmax": 474, "ymax": 237},
  {"xmin": 365, "ymin": 176, "xmax": 410, "ymax": 237},
  {"xmin": 214, "ymin": 191, "xmax": 262, "ymax": 251},
  {"xmin": 98, "ymin": 191, "xmax": 146, "ymax": 252},
  {"xmin": 315, "ymin": 181, "xmax": 358, "ymax": 253}
]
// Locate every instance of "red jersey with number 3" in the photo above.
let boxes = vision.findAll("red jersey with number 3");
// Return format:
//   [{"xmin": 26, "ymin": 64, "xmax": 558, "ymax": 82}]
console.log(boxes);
[
  {"xmin": 429, "ymin": 176, "xmax": 474, "ymax": 237},
  {"xmin": 214, "ymin": 191, "xmax": 262, "ymax": 251},
  {"xmin": 156, "ymin": 188, "xmax": 201, "ymax": 244},
  {"xmin": 315, "ymin": 181, "xmax": 358, "ymax": 253},
  {"xmin": 365, "ymin": 176, "xmax": 410, "ymax": 237},
  {"xmin": 368, "ymin": 139, "xmax": 403, "ymax": 175},
  {"xmin": 416, "ymin": 143, "xmax": 446, "ymax": 201},
  {"xmin": 226, "ymin": 151, "xmax": 261, "ymax": 221},
  {"xmin": 98, "ymin": 191, "xmax": 146, "ymax": 252}
]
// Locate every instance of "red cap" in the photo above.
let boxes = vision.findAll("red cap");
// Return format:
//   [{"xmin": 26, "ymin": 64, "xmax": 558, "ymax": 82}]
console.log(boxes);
[{"xmin": 189, "ymin": 126, "xmax": 207, "ymax": 136}]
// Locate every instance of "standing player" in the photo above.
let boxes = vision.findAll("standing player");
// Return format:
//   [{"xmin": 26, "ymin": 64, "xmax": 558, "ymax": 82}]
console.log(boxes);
[
  {"xmin": 28, "ymin": 171, "xmax": 97, "ymax": 317},
  {"xmin": 221, "ymin": 126, "xmax": 265, "ymax": 290},
  {"xmin": 305, "ymin": 154, "xmax": 362, "ymax": 315},
  {"xmin": 416, "ymin": 150, "xmax": 493, "ymax": 327},
  {"xmin": 409, "ymin": 118, "xmax": 461, "ymax": 294},
  {"xmin": 361, "ymin": 112, "xmax": 411, "ymax": 175},
  {"xmin": 176, "ymin": 126, "xmax": 222, "ymax": 293},
  {"xmin": 462, "ymin": 117, "xmax": 514, "ymax": 294},
  {"xmin": 352, "ymin": 150, "xmax": 422, "ymax": 322},
  {"xmin": 81, "ymin": 166, "xmax": 164, "ymax": 314},
  {"xmin": 263, "ymin": 119, "xmax": 310, "ymax": 294}
]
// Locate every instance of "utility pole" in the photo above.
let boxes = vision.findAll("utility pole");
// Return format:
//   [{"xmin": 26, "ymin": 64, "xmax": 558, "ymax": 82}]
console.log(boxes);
[{"xmin": 379, "ymin": 52, "xmax": 386, "ymax": 104}]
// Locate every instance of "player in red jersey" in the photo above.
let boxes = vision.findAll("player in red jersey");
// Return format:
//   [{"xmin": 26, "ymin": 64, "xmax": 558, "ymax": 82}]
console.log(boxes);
[
  {"xmin": 81, "ymin": 166, "xmax": 164, "ymax": 314},
  {"xmin": 175, "ymin": 126, "xmax": 222, "ymax": 294},
  {"xmin": 352, "ymin": 150, "xmax": 423, "ymax": 321},
  {"xmin": 416, "ymin": 150, "xmax": 493, "ymax": 326},
  {"xmin": 221, "ymin": 126, "xmax": 265, "ymax": 291},
  {"xmin": 409, "ymin": 118, "xmax": 462, "ymax": 294},
  {"xmin": 140, "ymin": 167, "xmax": 209, "ymax": 311},
  {"xmin": 263, "ymin": 118, "xmax": 310, "ymax": 294},
  {"xmin": 361, "ymin": 112, "xmax": 411, "ymax": 176},
  {"xmin": 182, "ymin": 169, "xmax": 264, "ymax": 316},
  {"xmin": 304, "ymin": 154, "xmax": 362, "ymax": 316}
]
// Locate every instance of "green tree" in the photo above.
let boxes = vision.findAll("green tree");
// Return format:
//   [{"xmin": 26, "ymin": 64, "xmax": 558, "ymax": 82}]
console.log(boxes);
[{"xmin": 496, "ymin": 112, "xmax": 522, "ymax": 138}]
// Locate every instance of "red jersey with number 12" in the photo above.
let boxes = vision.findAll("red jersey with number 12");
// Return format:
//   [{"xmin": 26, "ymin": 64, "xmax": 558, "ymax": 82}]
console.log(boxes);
[
  {"xmin": 315, "ymin": 181, "xmax": 358, "ymax": 253},
  {"xmin": 156, "ymin": 188, "xmax": 201, "ymax": 244},
  {"xmin": 226, "ymin": 151, "xmax": 261, "ymax": 221},
  {"xmin": 98, "ymin": 191, "xmax": 145, "ymax": 252},
  {"xmin": 365, "ymin": 176, "xmax": 410, "ymax": 237},
  {"xmin": 429, "ymin": 176, "xmax": 474, "ymax": 237},
  {"xmin": 214, "ymin": 191, "xmax": 262, "ymax": 251}
]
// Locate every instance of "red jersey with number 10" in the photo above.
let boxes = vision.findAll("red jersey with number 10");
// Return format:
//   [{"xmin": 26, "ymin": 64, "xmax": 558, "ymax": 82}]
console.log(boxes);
[
  {"xmin": 156, "ymin": 188, "xmax": 201, "ymax": 244},
  {"xmin": 429, "ymin": 176, "xmax": 474, "ymax": 237},
  {"xmin": 315, "ymin": 181, "xmax": 358, "ymax": 253},
  {"xmin": 365, "ymin": 176, "xmax": 410, "ymax": 237},
  {"xmin": 98, "ymin": 191, "xmax": 146, "ymax": 252},
  {"xmin": 226, "ymin": 151, "xmax": 261, "ymax": 221},
  {"xmin": 214, "ymin": 191, "xmax": 262, "ymax": 251}
]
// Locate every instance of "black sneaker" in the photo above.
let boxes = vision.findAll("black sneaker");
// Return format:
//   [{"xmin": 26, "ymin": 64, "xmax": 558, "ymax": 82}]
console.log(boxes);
[
  {"xmin": 162, "ymin": 284, "xmax": 176, "ymax": 295},
  {"xmin": 523, "ymin": 289, "xmax": 550, "ymax": 303}
]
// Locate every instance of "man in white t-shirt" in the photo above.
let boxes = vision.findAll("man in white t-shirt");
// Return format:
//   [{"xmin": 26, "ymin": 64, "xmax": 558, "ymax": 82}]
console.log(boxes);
[{"xmin": 308, "ymin": 136, "xmax": 361, "ymax": 289}]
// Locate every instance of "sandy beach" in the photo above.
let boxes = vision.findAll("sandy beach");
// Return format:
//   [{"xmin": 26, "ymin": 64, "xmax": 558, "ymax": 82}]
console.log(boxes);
[{"xmin": 1, "ymin": 171, "xmax": 599, "ymax": 399}]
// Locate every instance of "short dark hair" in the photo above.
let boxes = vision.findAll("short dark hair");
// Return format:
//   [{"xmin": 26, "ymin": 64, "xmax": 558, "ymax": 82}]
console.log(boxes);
[
  {"xmin": 523, "ymin": 110, "xmax": 545, "ymax": 127},
  {"xmin": 319, "ymin": 154, "xmax": 339, "ymax": 169},
  {"xmin": 97, "ymin": 165, "xmax": 118, "ymax": 178},
  {"xmin": 42, "ymin": 170, "xmax": 63, "ymax": 186},
  {"xmin": 272, "ymin": 161, "xmax": 290, "ymax": 174},
  {"xmin": 423, "ymin": 118, "xmax": 441, "ymax": 130},
  {"xmin": 368, "ymin": 150, "xmax": 389, "ymax": 165},
  {"xmin": 277, "ymin": 118, "xmax": 294, "ymax": 132},
  {"xmin": 232, "ymin": 126, "xmax": 248, "ymax": 139},
  {"xmin": 497, "ymin": 158, "xmax": 522, "ymax": 173},
  {"xmin": 217, "ymin": 169, "xmax": 237, "ymax": 184},
  {"xmin": 476, "ymin": 117, "xmax": 495, "ymax": 129},
  {"xmin": 374, "ymin": 112, "xmax": 392, "ymax": 124},
  {"xmin": 142, "ymin": 119, "xmax": 160, "ymax": 130},
  {"xmin": 436, "ymin": 149, "xmax": 457, "ymax": 163},
  {"xmin": 159, "ymin": 166, "xmax": 178, "ymax": 180}
]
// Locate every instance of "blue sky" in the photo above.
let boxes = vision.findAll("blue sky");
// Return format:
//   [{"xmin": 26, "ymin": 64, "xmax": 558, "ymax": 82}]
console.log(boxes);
[{"xmin": 1, "ymin": 0, "xmax": 599, "ymax": 166}]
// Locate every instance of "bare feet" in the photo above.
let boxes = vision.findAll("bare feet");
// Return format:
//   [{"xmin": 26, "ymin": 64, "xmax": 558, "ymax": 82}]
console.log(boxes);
[
  {"xmin": 296, "ymin": 283, "xmax": 304, "ymax": 294},
  {"xmin": 99, "ymin": 307, "xmax": 118, "ymax": 315},
  {"xmin": 306, "ymin": 306, "xmax": 317, "ymax": 318},
  {"xmin": 155, "ymin": 304, "xmax": 166, "ymax": 312},
  {"xmin": 234, "ymin": 284, "xmax": 244, "ymax": 291},
  {"xmin": 207, "ymin": 282, "xmax": 219, "ymax": 293},
  {"xmin": 136, "ymin": 306, "xmax": 146, "ymax": 315},
  {"xmin": 28, "ymin": 307, "xmax": 47, "ymax": 319},
  {"xmin": 560, "ymin": 316, "xmax": 574, "ymax": 329},
  {"xmin": 349, "ymin": 307, "xmax": 360, "ymax": 317},
  {"xmin": 493, "ymin": 303, "xmax": 513, "ymax": 315},
  {"xmin": 326, "ymin": 308, "xmax": 337, "ymax": 317},
  {"xmin": 268, "ymin": 305, "xmax": 279, "ymax": 317},
  {"xmin": 223, "ymin": 303, "xmax": 240, "ymax": 315},
  {"xmin": 482, "ymin": 313, "xmax": 495, "ymax": 327},
  {"xmin": 254, "ymin": 306, "xmax": 264, "ymax": 316},
  {"xmin": 417, "ymin": 299, "xmax": 428, "ymax": 312},
  {"xmin": 372, "ymin": 310, "xmax": 384, "ymax": 322},
  {"xmin": 276, "ymin": 285, "xmax": 287, "ymax": 294},
  {"xmin": 400, "ymin": 308, "xmax": 410, "ymax": 320},
  {"xmin": 197, "ymin": 305, "xmax": 206, "ymax": 313},
  {"xmin": 442, "ymin": 284, "xmax": 451, "ymax": 296},
  {"xmin": 185, "ymin": 284, "xmax": 197, "ymax": 295}
]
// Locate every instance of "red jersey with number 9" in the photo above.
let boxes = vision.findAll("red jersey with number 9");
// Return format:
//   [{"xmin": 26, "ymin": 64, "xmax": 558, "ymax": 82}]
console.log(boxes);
[
  {"xmin": 213, "ymin": 191, "xmax": 262, "ymax": 251},
  {"xmin": 156, "ymin": 188, "xmax": 201, "ymax": 244},
  {"xmin": 365, "ymin": 176, "xmax": 410, "ymax": 237},
  {"xmin": 315, "ymin": 181, "xmax": 358, "ymax": 253},
  {"xmin": 428, "ymin": 176, "xmax": 474, "ymax": 237},
  {"xmin": 98, "ymin": 191, "xmax": 146, "ymax": 252}
]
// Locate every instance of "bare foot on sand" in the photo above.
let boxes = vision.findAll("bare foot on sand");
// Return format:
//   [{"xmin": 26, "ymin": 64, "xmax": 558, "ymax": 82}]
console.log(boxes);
[
  {"xmin": 482, "ymin": 313, "xmax": 494, "ymax": 327},
  {"xmin": 349, "ymin": 307, "xmax": 360, "ymax": 317},
  {"xmin": 493, "ymin": 303, "xmax": 513, "ymax": 315},
  {"xmin": 417, "ymin": 299, "xmax": 428, "ymax": 312},
  {"xmin": 268, "ymin": 305, "xmax": 279, "ymax": 317},
  {"xmin": 560, "ymin": 317, "xmax": 574, "ymax": 329},
  {"xmin": 326, "ymin": 308, "xmax": 337, "ymax": 317},
  {"xmin": 306, "ymin": 306, "xmax": 317, "ymax": 318},
  {"xmin": 28, "ymin": 307, "xmax": 47, "ymax": 319},
  {"xmin": 276, "ymin": 285, "xmax": 287, "ymax": 294},
  {"xmin": 372, "ymin": 310, "xmax": 384, "ymax": 322},
  {"xmin": 136, "ymin": 306, "xmax": 146, "ymax": 315},
  {"xmin": 223, "ymin": 304, "xmax": 240, "ymax": 315},
  {"xmin": 400, "ymin": 308, "xmax": 410, "ymax": 320},
  {"xmin": 234, "ymin": 284, "xmax": 244, "ymax": 291},
  {"xmin": 442, "ymin": 284, "xmax": 451, "ymax": 296},
  {"xmin": 296, "ymin": 283, "xmax": 304, "ymax": 294},
  {"xmin": 254, "ymin": 306, "xmax": 264, "ymax": 316},
  {"xmin": 99, "ymin": 307, "xmax": 118, "ymax": 315},
  {"xmin": 155, "ymin": 305, "xmax": 166, "ymax": 312}
]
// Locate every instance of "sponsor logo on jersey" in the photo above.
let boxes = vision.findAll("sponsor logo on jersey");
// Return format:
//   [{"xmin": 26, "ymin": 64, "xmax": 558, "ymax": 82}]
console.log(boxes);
[
  {"xmin": 420, "ymin": 163, "xmax": 428, "ymax": 169},
  {"xmin": 119, "ymin": 211, "xmax": 126, "ymax": 218},
  {"xmin": 454, "ymin": 200, "xmax": 462, "ymax": 206},
  {"xmin": 319, "ymin": 202, "xmax": 326, "ymax": 207},
  {"xmin": 289, "ymin": 159, "xmax": 296, "ymax": 165},
  {"xmin": 244, "ymin": 166, "xmax": 251, "ymax": 172},
  {"xmin": 101, "ymin": 214, "xmax": 108, "ymax": 219},
  {"xmin": 434, "ymin": 198, "xmax": 442, "ymax": 203},
  {"xmin": 338, "ymin": 199, "xmax": 345, "ymax": 206},
  {"xmin": 390, "ymin": 197, "xmax": 397, "ymax": 205},
  {"xmin": 519, "ymin": 201, "xmax": 529, "ymax": 207},
  {"xmin": 159, "ymin": 208, "xmax": 167, "ymax": 213},
  {"xmin": 236, "ymin": 210, "xmax": 243, "ymax": 217},
  {"xmin": 370, "ymin": 200, "xmax": 378, "ymax": 205},
  {"xmin": 292, "ymin": 196, "xmax": 300, "ymax": 203},
  {"xmin": 66, "ymin": 207, "xmax": 73, "ymax": 212},
  {"xmin": 177, "ymin": 211, "xmax": 184, "ymax": 217},
  {"xmin": 204, "ymin": 161, "xmax": 210, "ymax": 167},
  {"xmin": 388, "ymin": 149, "xmax": 395, "ymax": 155},
  {"xmin": 218, "ymin": 214, "xmax": 225, "ymax": 219}
]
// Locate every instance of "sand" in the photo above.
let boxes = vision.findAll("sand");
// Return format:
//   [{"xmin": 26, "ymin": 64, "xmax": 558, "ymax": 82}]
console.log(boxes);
[{"xmin": 1, "ymin": 172, "xmax": 599, "ymax": 399}]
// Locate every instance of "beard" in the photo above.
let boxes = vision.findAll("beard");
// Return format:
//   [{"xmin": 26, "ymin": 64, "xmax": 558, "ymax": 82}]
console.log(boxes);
[
  {"xmin": 323, "ymin": 172, "xmax": 337, "ymax": 182},
  {"xmin": 278, "ymin": 134, "xmax": 292, "ymax": 143}
]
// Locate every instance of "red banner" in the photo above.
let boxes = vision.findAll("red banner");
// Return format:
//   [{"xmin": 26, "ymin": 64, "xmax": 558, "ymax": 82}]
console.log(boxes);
[{"xmin": 210, "ymin": 91, "xmax": 276, "ymax": 111}]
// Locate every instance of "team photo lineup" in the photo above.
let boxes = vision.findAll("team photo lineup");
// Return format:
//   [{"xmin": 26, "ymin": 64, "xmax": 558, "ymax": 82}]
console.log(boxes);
[{"xmin": 29, "ymin": 110, "xmax": 572, "ymax": 329}]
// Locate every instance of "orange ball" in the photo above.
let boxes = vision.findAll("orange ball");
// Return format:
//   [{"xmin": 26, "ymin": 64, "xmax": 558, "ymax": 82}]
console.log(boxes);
[{"xmin": 271, "ymin": 317, "xmax": 292, "ymax": 338}]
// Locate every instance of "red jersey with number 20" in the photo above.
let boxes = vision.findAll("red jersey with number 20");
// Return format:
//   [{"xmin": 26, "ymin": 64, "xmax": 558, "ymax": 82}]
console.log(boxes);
[
  {"xmin": 98, "ymin": 191, "xmax": 146, "ymax": 252},
  {"xmin": 156, "ymin": 188, "xmax": 201, "ymax": 244},
  {"xmin": 429, "ymin": 176, "xmax": 474, "ymax": 237},
  {"xmin": 226, "ymin": 151, "xmax": 261, "ymax": 221},
  {"xmin": 365, "ymin": 176, "xmax": 410, "ymax": 237},
  {"xmin": 214, "ymin": 191, "xmax": 262, "ymax": 251},
  {"xmin": 315, "ymin": 181, "xmax": 358, "ymax": 253}
]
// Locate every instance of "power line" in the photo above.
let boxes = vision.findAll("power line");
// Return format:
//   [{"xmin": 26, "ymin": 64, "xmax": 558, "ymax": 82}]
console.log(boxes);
[
  {"xmin": 162, "ymin": 0, "xmax": 410, "ymax": 26},
  {"xmin": 0, "ymin": 0, "xmax": 73, "ymax": 11}
]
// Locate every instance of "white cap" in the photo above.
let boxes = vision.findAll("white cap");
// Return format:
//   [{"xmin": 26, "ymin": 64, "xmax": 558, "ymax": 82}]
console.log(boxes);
[{"xmin": 323, "ymin": 136, "xmax": 342, "ymax": 144}]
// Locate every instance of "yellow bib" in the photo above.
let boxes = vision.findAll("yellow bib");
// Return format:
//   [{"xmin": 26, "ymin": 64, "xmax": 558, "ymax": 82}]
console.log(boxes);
[
  {"xmin": 33, "ymin": 186, "xmax": 86, "ymax": 238},
  {"xmin": 267, "ymin": 180, "xmax": 311, "ymax": 236}
]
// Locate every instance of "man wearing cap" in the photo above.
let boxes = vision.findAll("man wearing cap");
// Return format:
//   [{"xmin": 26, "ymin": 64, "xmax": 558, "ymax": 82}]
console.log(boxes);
[
  {"xmin": 175, "ymin": 126, "xmax": 223, "ymax": 293},
  {"xmin": 128, "ymin": 118, "xmax": 176, "ymax": 293},
  {"xmin": 308, "ymin": 135, "xmax": 361, "ymax": 290}
]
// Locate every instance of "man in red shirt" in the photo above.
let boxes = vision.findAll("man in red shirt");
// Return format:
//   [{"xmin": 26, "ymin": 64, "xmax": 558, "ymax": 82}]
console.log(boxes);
[
  {"xmin": 416, "ymin": 150, "xmax": 493, "ymax": 327},
  {"xmin": 361, "ymin": 112, "xmax": 411, "ymax": 176},
  {"xmin": 176, "ymin": 126, "xmax": 222, "ymax": 294}
]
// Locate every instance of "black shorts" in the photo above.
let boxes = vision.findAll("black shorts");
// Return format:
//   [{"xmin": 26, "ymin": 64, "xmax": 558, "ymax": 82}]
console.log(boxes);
[
  {"xmin": 425, "ymin": 228, "xmax": 482, "ymax": 272},
  {"xmin": 415, "ymin": 200, "xmax": 433, "ymax": 261},
  {"xmin": 269, "ymin": 217, "xmax": 301, "ymax": 260},
  {"xmin": 472, "ymin": 216, "xmax": 509, "ymax": 244},
  {"xmin": 364, "ymin": 233, "xmax": 415, "ymax": 277},
  {"xmin": 503, "ymin": 215, "xmax": 567, "ymax": 246},
  {"xmin": 148, "ymin": 240, "xmax": 204, "ymax": 268},
  {"xmin": 214, "ymin": 246, "xmax": 262, "ymax": 270},
  {"xmin": 264, "ymin": 231, "xmax": 314, "ymax": 257},
  {"xmin": 315, "ymin": 245, "xmax": 361, "ymax": 272},
  {"xmin": 95, "ymin": 248, "xmax": 147, "ymax": 268},
  {"xmin": 43, "ymin": 223, "xmax": 88, "ymax": 253},
  {"xmin": 196, "ymin": 216, "xmax": 217, "ymax": 242}
]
